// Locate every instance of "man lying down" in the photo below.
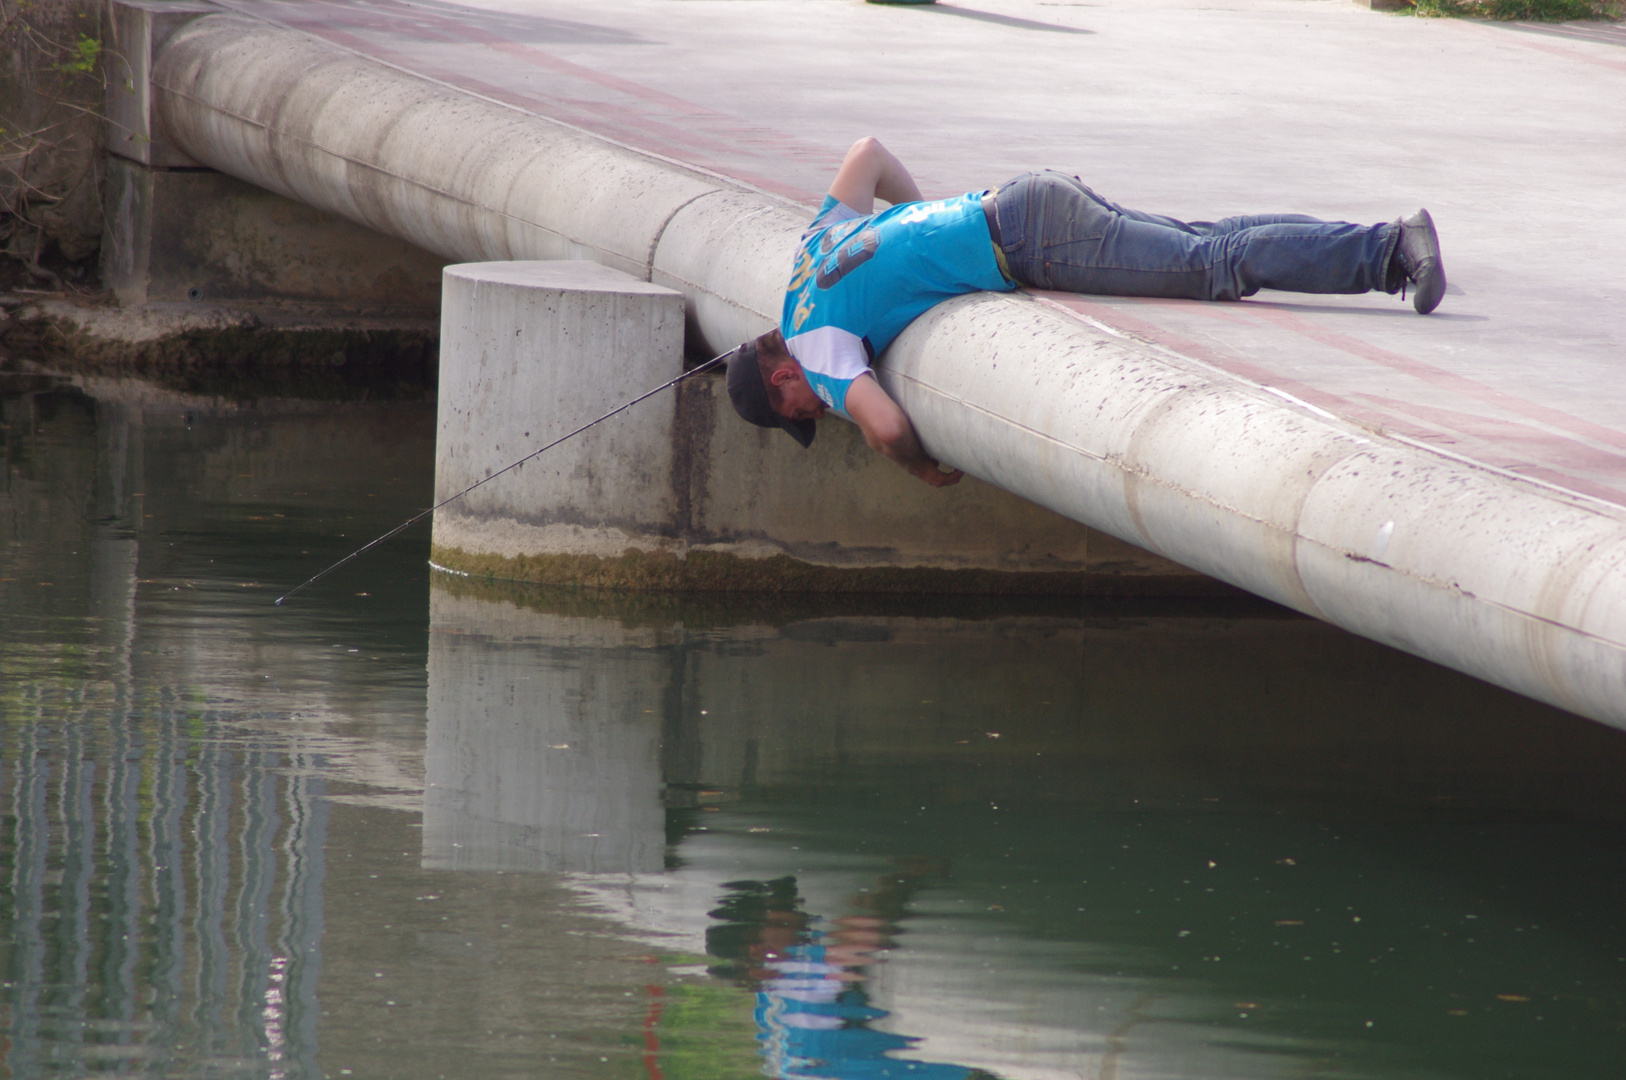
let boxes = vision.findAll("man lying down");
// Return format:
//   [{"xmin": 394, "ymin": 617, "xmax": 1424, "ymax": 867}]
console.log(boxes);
[{"xmin": 725, "ymin": 136, "xmax": 1446, "ymax": 487}]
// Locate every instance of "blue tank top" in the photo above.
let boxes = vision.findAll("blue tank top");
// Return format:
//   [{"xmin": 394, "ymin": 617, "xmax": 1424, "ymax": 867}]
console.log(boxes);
[{"xmin": 780, "ymin": 193, "xmax": 1015, "ymax": 418}]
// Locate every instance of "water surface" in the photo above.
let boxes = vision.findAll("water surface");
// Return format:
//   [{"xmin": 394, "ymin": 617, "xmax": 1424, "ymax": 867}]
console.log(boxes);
[{"xmin": 3, "ymin": 372, "xmax": 1624, "ymax": 1079}]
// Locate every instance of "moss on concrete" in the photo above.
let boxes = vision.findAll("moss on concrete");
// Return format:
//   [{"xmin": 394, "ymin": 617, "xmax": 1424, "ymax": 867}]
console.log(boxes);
[
  {"xmin": 430, "ymin": 542, "xmax": 1242, "ymax": 599},
  {"xmin": 429, "ymin": 569, "xmax": 1275, "ymax": 631}
]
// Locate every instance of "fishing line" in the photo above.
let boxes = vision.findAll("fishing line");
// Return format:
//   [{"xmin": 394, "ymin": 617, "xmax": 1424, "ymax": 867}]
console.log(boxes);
[{"xmin": 274, "ymin": 350, "xmax": 730, "ymax": 606}]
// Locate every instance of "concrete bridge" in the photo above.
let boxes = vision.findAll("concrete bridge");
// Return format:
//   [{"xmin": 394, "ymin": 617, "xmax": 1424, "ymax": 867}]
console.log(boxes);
[{"xmin": 100, "ymin": 0, "xmax": 1626, "ymax": 728}]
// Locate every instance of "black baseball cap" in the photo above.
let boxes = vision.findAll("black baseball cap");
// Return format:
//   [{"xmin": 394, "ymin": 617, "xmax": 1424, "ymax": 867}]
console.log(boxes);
[{"xmin": 725, "ymin": 340, "xmax": 816, "ymax": 448}]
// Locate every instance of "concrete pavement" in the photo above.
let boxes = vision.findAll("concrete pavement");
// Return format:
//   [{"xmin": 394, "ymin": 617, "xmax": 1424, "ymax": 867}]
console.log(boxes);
[{"xmin": 216, "ymin": 0, "xmax": 1626, "ymax": 505}]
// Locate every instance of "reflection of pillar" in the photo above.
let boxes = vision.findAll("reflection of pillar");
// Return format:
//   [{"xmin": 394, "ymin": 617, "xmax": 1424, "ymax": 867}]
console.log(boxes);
[
  {"xmin": 149, "ymin": 702, "xmax": 189, "ymax": 1033},
  {"xmin": 194, "ymin": 740, "xmax": 233, "ymax": 1050},
  {"xmin": 5, "ymin": 722, "xmax": 48, "ymax": 1076},
  {"xmin": 236, "ymin": 756, "xmax": 281, "ymax": 1059},
  {"xmin": 422, "ymin": 589, "xmax": 668, "ymax": 873},
  {"xmin": 104, "ymin": 703, "xmax": 143, "ymax": 1052},
  {"xmin": 278, "ymin": 768, "xmax": 328, "ymax": 1080},
  {"xmin": 91, "ymin": 400, "xmax": 141, "ymax": 695},
  {"xmin": 61, "ymin": 725, "xmax": 94, "ymax": 1056}
]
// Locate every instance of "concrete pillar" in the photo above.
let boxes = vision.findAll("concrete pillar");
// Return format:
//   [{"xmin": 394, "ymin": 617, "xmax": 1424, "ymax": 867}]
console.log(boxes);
[
  {"xmin": 104, "ymin": 0, "xmax": 214, "ymax": 168},
  {"xmin": 432, "ymin": 261, "xmax": 1167, "ymax": 592},
  {"xmin": 432, "ymin": 260, "xmax": 691, "ymax": 577}
]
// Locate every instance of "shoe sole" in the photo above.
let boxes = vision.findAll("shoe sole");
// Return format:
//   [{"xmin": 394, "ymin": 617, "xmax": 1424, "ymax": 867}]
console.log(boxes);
[
  {"xmin": 1412, "ymin": 258, "xmax": 1445, "ymax": 315},
  {"xmin": 1406, "ymin": 209, "xmax": 1446, "ymax": 315}
]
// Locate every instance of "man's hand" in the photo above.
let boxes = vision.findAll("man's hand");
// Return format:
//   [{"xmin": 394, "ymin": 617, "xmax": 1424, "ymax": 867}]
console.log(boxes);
[
  {"xmin": 916, "ymin": 462, "xmax": 965, "ymax": 488},
  {"xmin": 845, "ymin": 374, "xmax": 964, "ymax": 489}
]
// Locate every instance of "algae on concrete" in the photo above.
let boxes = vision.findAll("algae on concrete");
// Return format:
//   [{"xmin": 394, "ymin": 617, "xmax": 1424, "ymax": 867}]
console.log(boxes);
[{"xmin": 429, "ymin": 543, "xmax": 1238, "ymax": 598}]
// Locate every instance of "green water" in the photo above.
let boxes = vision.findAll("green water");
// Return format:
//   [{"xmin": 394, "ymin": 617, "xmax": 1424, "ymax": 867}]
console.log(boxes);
[{"xmin": 3, "ymin": 371, "xmax": 1624, "ymax": 1079}]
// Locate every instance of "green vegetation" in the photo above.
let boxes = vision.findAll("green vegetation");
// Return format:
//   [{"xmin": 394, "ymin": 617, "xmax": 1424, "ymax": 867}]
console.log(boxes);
[
  {"xmin": 1, "ymin": 0, "xmax": 106, "ymax": 287},
  {"xmin": 1409, "ymin": 0, "xmax": 1620, "ymax": 20},
  {"xmin": 53, "ymin": 31, "xmax": 98, "ymax": 74}
]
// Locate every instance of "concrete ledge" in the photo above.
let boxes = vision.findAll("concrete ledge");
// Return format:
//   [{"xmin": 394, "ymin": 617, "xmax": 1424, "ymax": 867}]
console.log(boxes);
[
  {"xmin": 154, "ymin": 15, "xmax": 727, "ymax": 279},
  {"xmin": 883, "ymin": 291, "xmax": 1626, "ymax": 724},
  {"xmin": 650, "ymin": 189, "xmax": 805, "ymax": 354}
]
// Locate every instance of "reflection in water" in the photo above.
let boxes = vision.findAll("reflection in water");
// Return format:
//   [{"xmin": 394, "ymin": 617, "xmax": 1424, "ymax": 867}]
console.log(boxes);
[
  {"xmin": 1, "ymin": 374, "xmax": 418, "ymax": 1076},
  {"xmin": 4, "ymin": 372, "xmax": 1626, "ymax": 1080},
  {"xmin": 706, "ymin": 872, "xmax": 995, "ymax": 1080},
  {"xmin": 424, "ymin": 579, "xmax": 1626, "ymax": 1080},
  {"xmin": 423, "ymin": 605, "xmax": 665, "ymax": 873},
  {"xmin": 1, "ymin": 707, "xmax": 327, "ymax": 1078}
]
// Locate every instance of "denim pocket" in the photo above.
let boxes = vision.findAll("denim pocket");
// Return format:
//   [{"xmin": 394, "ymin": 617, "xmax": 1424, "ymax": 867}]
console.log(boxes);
[
  {"xmin": 1037, "ymin": 237, "xmax": 1109, "ymax": 275},
  {"xmin": 1036, "ymin": 175, "xmax": 1110, "ymax": 252}
]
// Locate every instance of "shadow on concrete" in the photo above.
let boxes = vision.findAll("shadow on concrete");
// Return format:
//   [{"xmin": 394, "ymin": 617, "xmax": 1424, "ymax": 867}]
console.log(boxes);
[
  {"xmin": 911, "ymin": 2, "xmax": 1094, "ymax": 35},
  {"xmin": 1244, "ymin": 299, "xmax": 1490, "ymax": 321}
]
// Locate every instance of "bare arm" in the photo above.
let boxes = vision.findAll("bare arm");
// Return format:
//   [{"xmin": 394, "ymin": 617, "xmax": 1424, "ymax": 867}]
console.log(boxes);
[
  {"xmin": 844, "ymin": 373, "xmax": 963, "ymax": 488},
  {"xmin": 827, "ymin": 137, "xmax": 924, "ymax": 215}
]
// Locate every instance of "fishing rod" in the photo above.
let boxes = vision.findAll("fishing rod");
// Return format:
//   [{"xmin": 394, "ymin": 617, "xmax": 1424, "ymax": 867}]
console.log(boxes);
[{"xmin": 274, "ymin": 349, "xmax": 732, "ymax": 606}]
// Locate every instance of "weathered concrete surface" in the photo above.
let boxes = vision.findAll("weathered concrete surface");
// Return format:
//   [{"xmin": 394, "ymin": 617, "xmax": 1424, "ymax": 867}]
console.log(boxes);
[
  {"xmin": 151, "ymin": 13, "xmax": 727, "ymax": 281},
  {"xmin": 143, "ymin": 3, "xmax": 1626, "ymax": 727},
  {"xmin": 432, "ymin": 260, "xmax": 690, "ymax": 574},
  {"xmin": 433, "ymin": 261, "xmax": 1140, "ymax": 590},
  {"xmin": 884, "ymin": 291, "xmax": 1626, "ymax": 723},
  {"xmin": 89, "ymin": 7, "xmax": 447, "ymax": 381}
]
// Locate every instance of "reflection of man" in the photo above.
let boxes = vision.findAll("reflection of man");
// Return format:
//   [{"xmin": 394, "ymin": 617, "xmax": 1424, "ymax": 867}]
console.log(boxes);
[
  {"xmin": 706, "ymin": 872, "xmax": 998, "ymax": 1080},
  {"xmin": 727, "ymin": 137, "xmax": 1447, "ymax": 487}
]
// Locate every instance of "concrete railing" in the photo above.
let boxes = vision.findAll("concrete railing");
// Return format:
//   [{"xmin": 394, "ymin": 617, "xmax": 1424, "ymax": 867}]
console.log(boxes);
[
  {"xmin": 144, "ymin": 11, "xmax": 1626, "ymax": 729},
  {"xmin": 148, "ymin": 13, "xmax": 796, "ymax": 342}
]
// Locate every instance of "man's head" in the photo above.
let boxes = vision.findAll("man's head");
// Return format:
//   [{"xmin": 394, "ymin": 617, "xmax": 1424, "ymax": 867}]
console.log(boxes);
[
  {"xmin": 704, "ymin": 876, "xmax": 806, "ymax": 987},
  {"xmin": 726, "ymin": 329, "xmax": 825, "ymax": 448}
]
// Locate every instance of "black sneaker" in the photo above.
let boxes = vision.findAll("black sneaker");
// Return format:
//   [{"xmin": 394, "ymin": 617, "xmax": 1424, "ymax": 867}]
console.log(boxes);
[{"xmin": 1393, "ymin": 208, "xmax": 1446, "ymax": 315}]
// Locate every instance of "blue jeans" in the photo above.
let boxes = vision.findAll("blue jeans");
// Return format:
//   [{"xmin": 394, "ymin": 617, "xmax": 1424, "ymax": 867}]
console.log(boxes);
[{"xmin": 992, "ymin": 171, "xmax": 1400, "ymax": 300}]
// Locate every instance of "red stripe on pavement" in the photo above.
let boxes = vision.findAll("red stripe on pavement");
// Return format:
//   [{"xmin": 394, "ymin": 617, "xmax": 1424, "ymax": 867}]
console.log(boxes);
[
  {"xmin": 1037, "ymin": 293, "xmax": 1626, "ymax": 506},
  {"xmin": 1237, "ymin": 303, "xmax": 1626, "ymax": 454}
]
